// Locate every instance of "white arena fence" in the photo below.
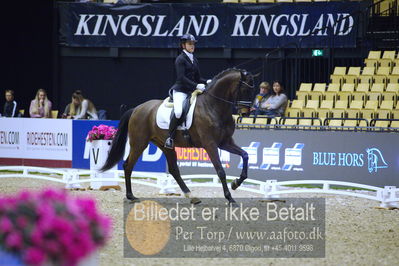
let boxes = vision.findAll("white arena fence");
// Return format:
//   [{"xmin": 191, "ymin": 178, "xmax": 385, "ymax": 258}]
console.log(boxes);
[{"xmin": 0, "ymin": 166, "xmax": 398, "ymax": 208}]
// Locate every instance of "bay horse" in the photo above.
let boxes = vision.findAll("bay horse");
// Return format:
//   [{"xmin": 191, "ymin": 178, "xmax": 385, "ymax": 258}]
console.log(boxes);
[{"xmin": 101, "ymin": 68, "xmax": 255, "ymax": 205}]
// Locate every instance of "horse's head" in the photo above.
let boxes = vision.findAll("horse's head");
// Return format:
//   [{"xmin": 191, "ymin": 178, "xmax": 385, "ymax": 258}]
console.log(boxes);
[
  {"xmin": 237, "ymin": 69, "xmax": 255, "ymax": 101},
  {"xmin": 205, "ymin": 68, "xmax": 255, "ymax": 112},
  {"xmin": 234, "ymin": 69, "xmax": 255, "ymax": 114}
]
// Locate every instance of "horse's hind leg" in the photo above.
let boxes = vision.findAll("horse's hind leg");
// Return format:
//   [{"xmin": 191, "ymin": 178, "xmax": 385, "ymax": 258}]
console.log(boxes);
[
  {"xmin": 124, "ymin": 142, "xmax": 148, "ymax": 201},
  {"xmin": 161, "ymin": 148, "xmax": 201, "ymax": 205}
]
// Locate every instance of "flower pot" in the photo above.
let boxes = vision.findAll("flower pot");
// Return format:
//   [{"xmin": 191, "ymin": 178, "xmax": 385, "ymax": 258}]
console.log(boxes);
[{"xmin": 84, "ymin": 140, "xmax": 119, "ymax": 190}]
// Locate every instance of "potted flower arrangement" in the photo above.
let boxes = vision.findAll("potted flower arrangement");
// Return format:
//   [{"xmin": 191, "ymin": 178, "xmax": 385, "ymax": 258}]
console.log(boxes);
[
  {"xmin": 86, "ymin": 124, "xmax": 117, "ymax": 142},
  {"xmin": 0, "ymin": 188, "xmax": 111, "ymax": 266},
  {"xmin": 84, "ymin": 124, "xmax": 120, "ymax": 190}
]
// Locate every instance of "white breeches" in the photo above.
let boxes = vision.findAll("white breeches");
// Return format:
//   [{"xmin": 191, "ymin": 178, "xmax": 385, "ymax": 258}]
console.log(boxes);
[{"xmin": 172, "ymin": 90, "xmax": 188, "ymax": 119}]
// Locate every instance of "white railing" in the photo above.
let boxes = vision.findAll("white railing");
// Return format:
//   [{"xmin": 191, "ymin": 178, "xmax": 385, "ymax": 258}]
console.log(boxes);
[{"xmin": 0, "ymin": 166, "xmax": 398, "ymax": 208}]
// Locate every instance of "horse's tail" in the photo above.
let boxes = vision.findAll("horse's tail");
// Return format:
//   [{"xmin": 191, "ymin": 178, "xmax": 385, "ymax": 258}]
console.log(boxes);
[{"xmin": 100, "ymin": 108, "xmax": 134, "ymax": 172}]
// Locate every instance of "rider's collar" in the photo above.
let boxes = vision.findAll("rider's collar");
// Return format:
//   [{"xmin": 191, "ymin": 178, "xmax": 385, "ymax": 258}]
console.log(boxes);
[{"xmin": 183, "ymin": 49, "xmax": 194, "ymax": 63}]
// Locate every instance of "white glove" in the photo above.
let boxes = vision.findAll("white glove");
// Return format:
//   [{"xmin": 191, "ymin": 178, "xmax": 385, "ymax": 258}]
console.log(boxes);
[
  {"xmin": 196, "ymin": 83, "xmax": 206, "ymax": 91},
  {"xmin": 206, "ymin": 79, "xmax": 212, "ymax": 84}
]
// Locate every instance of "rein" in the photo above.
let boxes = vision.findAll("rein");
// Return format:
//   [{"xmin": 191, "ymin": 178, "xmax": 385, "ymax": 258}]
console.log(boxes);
[{"xmin": 204, "ymin": 78, "xmax": 254, "ymax": 107}]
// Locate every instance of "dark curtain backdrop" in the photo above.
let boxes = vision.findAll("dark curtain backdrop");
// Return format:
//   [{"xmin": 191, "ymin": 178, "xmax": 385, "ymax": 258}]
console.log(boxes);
[
  {"xmin": 58, "ymin": 57, "xmax": 250, "ymax": 119},
  {"xmin": 0, "ymin": 1, "xmax": 54, "ymax": 116}
]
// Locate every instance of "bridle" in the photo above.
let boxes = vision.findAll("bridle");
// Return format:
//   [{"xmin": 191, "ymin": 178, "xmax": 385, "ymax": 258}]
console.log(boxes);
[{"xmin": 204, "ymin": 70, "xmax": 254, "ymax": 108}]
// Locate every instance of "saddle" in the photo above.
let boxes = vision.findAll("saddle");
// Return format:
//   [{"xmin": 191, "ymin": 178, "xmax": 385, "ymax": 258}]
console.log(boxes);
[{"xmin": 155, "ymin": 89, "xmax": 203, "ymax": 131}]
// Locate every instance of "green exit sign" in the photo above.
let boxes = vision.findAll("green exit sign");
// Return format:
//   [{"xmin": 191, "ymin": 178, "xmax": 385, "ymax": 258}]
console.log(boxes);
[{"xmin": 312, "ymin": 49, "xmax": 324, "ymax": 57}]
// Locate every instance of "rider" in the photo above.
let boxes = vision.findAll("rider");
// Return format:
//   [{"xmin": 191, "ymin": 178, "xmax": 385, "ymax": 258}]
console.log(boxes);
[{"xmin": 164, "ymin": 33, "xmax": 209, "ymax": 149}]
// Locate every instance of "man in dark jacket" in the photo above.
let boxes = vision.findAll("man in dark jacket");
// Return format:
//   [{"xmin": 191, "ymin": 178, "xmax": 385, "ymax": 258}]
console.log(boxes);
[
  {"xmin": 3, "ymin": 90, "xmax": 18, "ymax": 117},
  {"xmin": 165, "ymin": 34, "xmax": 209, "ymax": 149}
]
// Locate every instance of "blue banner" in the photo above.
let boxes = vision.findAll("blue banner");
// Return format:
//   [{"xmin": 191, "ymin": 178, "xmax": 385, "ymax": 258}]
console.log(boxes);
[
  {"xmin": 72, "ymin": 120, "xmax": 166, "ymax": 172},
  {"xmin": 59, "ymin": 2, "xmax": 369, "ymax": 48},
  {"xmin": 178, "ymin": 130, "xmax": 399, "ymax": 187}
]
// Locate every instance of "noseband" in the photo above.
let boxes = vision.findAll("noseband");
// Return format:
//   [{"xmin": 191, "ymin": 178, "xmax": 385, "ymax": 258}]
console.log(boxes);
[{"xmin": 204, "ymin": 71, "xmax": 254, "ymax": 107}]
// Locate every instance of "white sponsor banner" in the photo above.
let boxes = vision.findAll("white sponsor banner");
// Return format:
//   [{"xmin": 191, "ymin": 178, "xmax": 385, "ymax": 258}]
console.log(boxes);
[{"xmin": 0, "ymin": 118, "xmax": 72, "ymax": 160}]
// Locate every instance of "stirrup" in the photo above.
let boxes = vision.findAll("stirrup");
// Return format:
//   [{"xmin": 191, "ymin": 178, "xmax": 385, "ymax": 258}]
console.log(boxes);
[{"xmin": 164, "ymin": 137, "xmax": 174, "ymax": 149}]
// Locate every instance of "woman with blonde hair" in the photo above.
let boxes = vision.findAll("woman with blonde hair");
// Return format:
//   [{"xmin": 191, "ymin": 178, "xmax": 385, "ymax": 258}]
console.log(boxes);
[
  {"xmin": 63, "ymin": 90, "xmax": 98, "ymax": 120},
  {"xmin": 29, "ymin": 88, "xmax": 52, "ymax": 118}
]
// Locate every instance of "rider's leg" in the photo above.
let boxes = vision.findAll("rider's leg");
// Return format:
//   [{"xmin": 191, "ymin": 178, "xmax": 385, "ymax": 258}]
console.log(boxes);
[{"xmin": 165, "ymin": 91, "xmax": 187, "ymax": 149}]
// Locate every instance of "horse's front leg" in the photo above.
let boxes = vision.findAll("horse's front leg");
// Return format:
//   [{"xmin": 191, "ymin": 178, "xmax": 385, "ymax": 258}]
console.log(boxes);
[
  {"xmin": 219, "ymin": 138, "xmax": 248, "ymax": 190},
  {"xmin": 204, "ymin": 142, "xmax": 237, "ymax": 205}
]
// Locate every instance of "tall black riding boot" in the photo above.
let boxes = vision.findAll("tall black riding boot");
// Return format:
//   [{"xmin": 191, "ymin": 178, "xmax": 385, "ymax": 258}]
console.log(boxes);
[{"xmin": 164, "ymin": 114, "xmax": 180, "ymax": 149}]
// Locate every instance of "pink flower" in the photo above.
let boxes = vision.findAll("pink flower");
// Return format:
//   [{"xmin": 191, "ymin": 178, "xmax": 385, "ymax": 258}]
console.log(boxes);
[
  {"xmin": 0, "ymin": 188, "xmax": 112, "ymax": 266},
  {"xmin": 0, "ymin": 216, "xmax": 13, "ymax": 232},
  {"xmin": 16, "ymin": 216, "xmax": 29, "ymax": 228},
  {"xmin": 24, "ymin": 247, "xmax": 46, "ymax": 266},
  {"xmin": 16, "ymin": 190, "xmax": 33, "ymax": 201},
  {"xmin": 30, "ymin": 229, "xmax": 44, "ymax": 246},
  {"xmin": 5, "ymin": 231, "xmax": 23, "ymax": 249},
  {"xmin": 40, "ymin": 187, "xmax": 67, "ymax": 201},
  {"xmin": 86, "ymin": 125, "xmax": 117, "ymax": 142}
]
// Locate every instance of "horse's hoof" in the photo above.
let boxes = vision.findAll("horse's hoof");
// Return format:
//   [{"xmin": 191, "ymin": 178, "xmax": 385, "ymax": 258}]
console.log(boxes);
[
  {"xmin": 190, "ymin": 198, "xmax": 201, "ymax": 205},
  {"xmin": 229, "ymin": 200, "xmax": 239, "ymax": 208},
  {"xmin": 231, "ymin": 179, "xmax": 239, "ymax": 190},
  {"xmin": 126, "ymin": 194, "xmax": 140, "ymax": 203},
  {"xmin": 128, "ymin": 198, "xmax": 140, "ymax": 204}
]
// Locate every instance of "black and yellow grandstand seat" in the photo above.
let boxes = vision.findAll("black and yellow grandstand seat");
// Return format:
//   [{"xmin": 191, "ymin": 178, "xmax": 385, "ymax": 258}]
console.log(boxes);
[
  {"xmin": 222, "ymin": 0, "xmax": 239, "ymax": 3},
  {"xmin": 232, "ymin": 114, "xmax": 239, "ymax": 123},
  {"xmin": 285, "ymin": 107, "xmax": 301, "ymax": 118},
  {"xmin": 370, "ymin": 83, "xmax": 385, "ymax": 92},
  {"xmin": 238, "ymin": 117, "xmax": 255, "ymax": 129},
  {"xmin": 337, "ymin": 91, "xmax": 352, "ymax": 102},
  {"xmin": 308, "ymin": 91, "xmax": 322, "ymax": 101},
  {"xmin": 282, "ymin": 117, "xmax": 298, "ymax": 126},
  {"xmin": 349, "ymin": 100, "xmax": 364, "ymax": 110},
  {"xmin": 364, "ymin": 51, "xmax": 381, "ymax": 68},
  {"xmin": 330, "ymin": 67, "xmax": 346, "ymax": 85},
  {"xmin": 352, "ymin": 91, "xmax": 366, "ymax": 104},
  {"xmin": 253, "ymin": 116, "xmax": 268, "ymax": 128},
  {"xmin": 365, "ymin": 100, "xmax": 379, "ymax": 110},
  {"xmin": 299, "ymin": 83, "xmax": 313, "ymax": 92},
  {"xmin": 326, "ymin": 83, "xmax": 340, "ymax": 92},
  {"xmin": 356, "ymin": 83, "xmax": 370, "ymax": 92},
  {"xmin": 323, "ymin": 91, "xmax": 337, "ymax": 102},
  {"xmin": 296, "ymin": 90, "xmax": 308, "ymax": 101},
  {"xmin": 290, "ymin": 99, "xmax": 305, "ymax": 109},
  {"xmin": 335, "ymin": 99, "xmax": 349, "ymax": 109},
  {"xmin": 386, "ymin": 83, "xmax": 399, "ymax": 94},
  {"xmin": 240, "ymin": 0, "xmax": 257, "ymax": 3},
  {"xmin": 379, "ymin": 50, "xmax": 396, "ymax": 69},
  {"xmin": 341, "ymin": 83, "xmax": 355, "ymax": 92}
]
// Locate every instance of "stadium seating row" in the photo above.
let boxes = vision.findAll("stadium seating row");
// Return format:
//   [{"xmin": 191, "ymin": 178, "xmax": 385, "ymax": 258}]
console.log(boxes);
[
  {"xmin": 223, "ymin": 0, "xmax": 398, "ymax": 5},
  {"xmin": 234, "ymin": 114, "xmax": 399, "ymax": 129},
  {"xmin": 235, "ymin": 49, "xmax": 399, "ymax": 130},
  {"xmin": 223, "ymin": 0, "xmax": 367, "ymax": 3},
  {"xmin": 329, "ymin": 66, "xmax": 399, "ymax": 86}
]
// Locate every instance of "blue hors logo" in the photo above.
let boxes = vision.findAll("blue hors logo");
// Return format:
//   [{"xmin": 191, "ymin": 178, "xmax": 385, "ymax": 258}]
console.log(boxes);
[
  {"xmin": 260, "ymin": 142, "xmax": 282, "ymax": 170},
  {"xmin": 239, "ymin": 142, "xmax": 304, "ymax": 171},
  {"xmin": 238, "ymin": 142, "xmax": 260, "ymax": 169},
  {"xmin": 367, "ymin": 148, "xmax": 388, "ymax": 173},
  {"xmin": 282, "ymin": 143, "xmax": 305, "ymax": 171},
  {"xmin": 312, "ymin": 147, "xmax": 388, "ymax": 174}
]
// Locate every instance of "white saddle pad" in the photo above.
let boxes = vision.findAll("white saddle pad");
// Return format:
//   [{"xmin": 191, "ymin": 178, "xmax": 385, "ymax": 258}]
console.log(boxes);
[{"xmin": 156, "ymin": 96, "xmax": 197, "ymax": 130}]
